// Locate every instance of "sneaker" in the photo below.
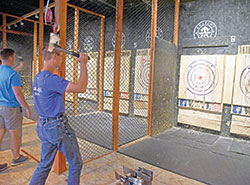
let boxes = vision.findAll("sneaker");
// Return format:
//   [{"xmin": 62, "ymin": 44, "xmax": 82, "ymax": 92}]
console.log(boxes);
[
  {"xmin": 0, "ymin": 163, "xmax": 8, "ymax": 172},
  {"xmin": 11, "ymin": 155, "xmax": 29, "ymax": 166}
]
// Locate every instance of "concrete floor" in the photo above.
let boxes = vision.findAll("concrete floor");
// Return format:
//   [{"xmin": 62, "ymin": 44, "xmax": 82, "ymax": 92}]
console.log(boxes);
[{"xmin": 0, "ymin": 118, "xmax": 205, "ymax": 185}]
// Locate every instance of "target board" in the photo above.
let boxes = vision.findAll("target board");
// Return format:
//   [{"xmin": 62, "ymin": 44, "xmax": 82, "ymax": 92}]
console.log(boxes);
[
  {"xmin": 103, "ymin": 50, "xmax": 131, "ymax": 114},
  {"xmin": 178, "ymin": 55, "xmax": 236, "ymax": 131},
  {"xmin": 134, "ymin": 49, "xmax": 151, "ymax": 117},
  {"xmin": 178, "ymin": 55, "xmax": 227, "ymax": 103},
  {"xmin": 78, "ymin": 52, "xmax": 99, "ymax": 101},
  {"xmin": 232, "ymin": 54, "xmax": 250, "ymax": 107},
  {"xmin": 230, "ymin": 54, "xmax": 250, "ymax": 137}
]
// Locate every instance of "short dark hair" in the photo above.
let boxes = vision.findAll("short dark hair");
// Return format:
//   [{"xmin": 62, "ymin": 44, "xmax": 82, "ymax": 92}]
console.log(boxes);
[
  {"xmin": 42, "ymin": 44, "xmax": 58, "ymax": 61},
  {"xmin": 0, "ymin": 48, "xmax": 15, "ymax": 61}
]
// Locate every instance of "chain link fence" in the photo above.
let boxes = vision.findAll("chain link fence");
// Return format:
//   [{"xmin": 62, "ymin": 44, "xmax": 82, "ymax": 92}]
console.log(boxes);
[
  {"xmin": 65, "ymin": 2, "xmax": 112, "ymax": 162},
  {"xmin": 63, "ymin": 0, "xmax": 175, "ymax": 163}
]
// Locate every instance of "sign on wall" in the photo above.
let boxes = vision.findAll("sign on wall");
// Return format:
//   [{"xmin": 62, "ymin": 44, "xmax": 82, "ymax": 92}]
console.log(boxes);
[{"xmin": 193, "ymin": 20, "xmax": 217, "ymax": 39}]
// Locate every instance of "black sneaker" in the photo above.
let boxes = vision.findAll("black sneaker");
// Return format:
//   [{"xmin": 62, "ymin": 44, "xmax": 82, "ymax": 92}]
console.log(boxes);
[
  {"xmin": 0, "ymin": 163, "xmax": 8, "ymax": 172},
  {"xmin": 11, "ymin": 155, "xmax": 29, "ymax": 166}
]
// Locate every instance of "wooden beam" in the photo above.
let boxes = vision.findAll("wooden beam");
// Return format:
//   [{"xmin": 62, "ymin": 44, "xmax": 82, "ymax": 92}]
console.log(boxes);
[
  {"xmin": 0, "ymin": 12, "xmax": 38, "ymax": 25},
  {"xmin": 73, "ymin": 8, "xmax": 79, "ymax": 116},
  {"xmin": 33, "ymin": 23, "xmax": 37, "ymax": 80},
  {"xmin": 38, "ymin": 0, "xmax": 44, "ymax": 71},
  {"xmin": 2, "ymin": 14, "xmax": 7, "ymax": 48},
  {"xmin": 112, "ymin": 0, "xmax": 124, "ymax": 151},
  {"xmin": 2, "ymin": 2, "xmax": 55, "ymax": 27},
  {"xmin": 98, "ymin": 17, "xmax": 105, "ymax": 112},
  {"xmin": 147, "ymin": 0, "xmax": 158, "ymax": 136},
  {"xmin": 173, "ymin": 0, "xmax": 180, "ymax": 46},
  {"xmin": 0, "ymin": 28, "xmax": 33, "ymax": 37},
  {"xmin": 54, "ymin": 0, "xmax": 67, "ymax": 174},
  {"xmin": 67, "ymin": 3, "xmax": 105, "ymax": 18}
]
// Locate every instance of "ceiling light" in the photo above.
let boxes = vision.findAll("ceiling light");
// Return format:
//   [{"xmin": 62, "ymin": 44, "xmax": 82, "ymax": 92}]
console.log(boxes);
[
  {"xmin": 7, "ymin": 26, "xmax": 11, "ymax": 29},
  {"xmin": 14, "ymin": 24, "xmax": 17, "ymax": 27},
  {"xmin": 35, "ymin": 14, "xmax": 39, "ymax": 18},
  {"xmin": 20, "ymin": 21, "xmax": 24, "ymax": 26}
]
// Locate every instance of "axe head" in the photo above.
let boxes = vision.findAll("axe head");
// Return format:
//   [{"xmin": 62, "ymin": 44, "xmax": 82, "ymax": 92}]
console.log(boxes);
[{"xmin": 48, "ymin": 33, "xmax": 60, "ymax": 52}]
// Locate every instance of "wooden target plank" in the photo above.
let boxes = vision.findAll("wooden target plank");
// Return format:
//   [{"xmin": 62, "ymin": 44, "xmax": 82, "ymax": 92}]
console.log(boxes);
[
  {"xmin": 78, "ymin": 52, "xmax": 99, "ymax": 101},
  {"xmin": 134, "ymin": 49, "xmax": 150, "ymax": 117},
  {"xmin": 134, "ymin": 49, "xmax": 151, "ymax": 94},
  {"xmin": 104, "ymin": 50, "xmax": 131, "ymax": 92},
  {"xmin": 222, "ymin": 55, "xmax": 236, "ymax": 104},
  {"xmin": 179, "ymin": 55, "xmax": 225, "ymax": 103},
  {"xmin": 231, "ymin": 115, "xmax": 250, "ymax": 137},
  {"xmin": 232, "ymin": 54, "xmax": 250, "ymax": 107},
  {"xmin": 178, "ymin": 108, "xmax": 222, "ymax": 131},
  {"xmin": 103, "ymin": 50, "xmax": 131, "ymax": 114}
]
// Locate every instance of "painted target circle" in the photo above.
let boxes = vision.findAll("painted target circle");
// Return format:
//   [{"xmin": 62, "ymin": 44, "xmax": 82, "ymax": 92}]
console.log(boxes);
[
  {"xmin": 240, "ymin": 65, "xmax": 250, "ymax": 99},
  {"xmin": 112, "ymin": 32, "xmax": 126, "ymax": 49},
  {"xmin": 138, "ymin": 57, "xmax": 150, "ymax": 90},
  {"xmin": 83, "ymin": 36, "xmax": 94, "ymax": 52},
  {"xmin": 146, "ymin": 27, "xmax": 163, "ymax": 43},
  {"xmin": 185, "ymin": 60, "xmax": 218, "ymax": 96}
]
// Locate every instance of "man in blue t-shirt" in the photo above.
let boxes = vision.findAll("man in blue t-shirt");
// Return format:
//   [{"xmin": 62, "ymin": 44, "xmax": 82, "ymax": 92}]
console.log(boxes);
[
  {"xmin": 30, "ymin": 45, "xmax": 88, "ymax": 185},
  {"xmin": 0, "ymin": 48, "xmax": 31, "ymax": 172}
]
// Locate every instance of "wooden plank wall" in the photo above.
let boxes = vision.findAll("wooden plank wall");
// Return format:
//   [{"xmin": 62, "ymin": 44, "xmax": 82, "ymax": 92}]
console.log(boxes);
[
  {"xmin": 103, "ymin": 50, "xmax": 131, "ymax": 114},
  {"xmin": 178, "ymin": 55, "xmax": 236, "ymax": 131},
  {"xmin": 231, "ymin": 53, "xmax": 250, "ymax": 136},
  {"xmin": 134, "ymin": 49, "xmax": 150, "ymax": 117}
]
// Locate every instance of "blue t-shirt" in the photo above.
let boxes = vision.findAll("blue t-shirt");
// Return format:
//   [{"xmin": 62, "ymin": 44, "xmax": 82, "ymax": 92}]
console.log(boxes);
[
  {"xmin": 33, "ymin": 71, "xmax": 69, "ymax": 118},
  {"xmin": 0, "ymin": 65, "xmax": 22, "ymax": 107}
]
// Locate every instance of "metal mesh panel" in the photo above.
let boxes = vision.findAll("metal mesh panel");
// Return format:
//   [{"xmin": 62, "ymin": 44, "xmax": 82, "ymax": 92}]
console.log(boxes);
[
  {"xmin": 65, "ymin": 3, "xmax": 113, "ymax": 162},
  {"xmin": 113, "ymin": 0, "xmax": 154, "ymax": 146},
  {"xmin": 151, "ymin": 0, "xmax": 175, "ymax": 135}
]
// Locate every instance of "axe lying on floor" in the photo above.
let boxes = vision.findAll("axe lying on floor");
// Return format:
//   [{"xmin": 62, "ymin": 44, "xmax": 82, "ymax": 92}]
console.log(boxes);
[{"xmin": 48, "ymin": 33, "xmax": 90, "ymax": 59}]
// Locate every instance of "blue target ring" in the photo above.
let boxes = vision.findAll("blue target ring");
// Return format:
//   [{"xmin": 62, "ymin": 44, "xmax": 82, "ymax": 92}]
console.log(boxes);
[
  {"xmin": 186, "ymin": 60, "xmax": 218, "ymax": 96},
  {"xmin": 240, "ymin": 65, "xmax": 250, "ymax": 99}
]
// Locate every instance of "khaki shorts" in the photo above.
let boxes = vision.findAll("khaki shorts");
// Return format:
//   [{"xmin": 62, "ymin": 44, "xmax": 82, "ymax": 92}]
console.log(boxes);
[{"xmin": 0, "ymin": 106, "xmax": 23, "ymax": 130}]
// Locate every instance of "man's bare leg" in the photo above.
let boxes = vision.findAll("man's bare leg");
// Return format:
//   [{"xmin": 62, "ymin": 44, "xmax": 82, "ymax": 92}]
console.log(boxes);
[
  {"xmin": 8, "ymin": 129, "xmax": 20, "ymax": 159},
  {"xmin": 0, "ymin": 128, "xmax": 6, "ymax": 145}
]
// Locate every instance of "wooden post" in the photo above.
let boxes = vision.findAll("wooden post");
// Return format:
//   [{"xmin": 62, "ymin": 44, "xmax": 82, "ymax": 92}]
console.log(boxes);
[
  {"xmin": 112, "ymin": 0, "xmax": 124, "ymax": 151},
  {"xmin": 98, "ymin": 17, "xmax": 105, "ymax": 112},
  {"xmin": 2, "ymin": 14, "xmax": 7, "ymax": 48},
  {"xmin": 73, "ymin": 8, "xmax": 79, "ymax": 116},
  {"xmin": 54, "ymin": 0, "xmax": 67, "ymax": 174},
  {"xmin": 173, "ymin": 0, "xmax": 180, "ymax": 46},
  {"xmin": 147, "ymin": 0, "xmax": 158, "ymax": 136},
  {"xmin": 39, "ymin": 0, "xmax": 44, "ymax": 71},
  {"xmin": 33, "ymin": 22, "xmax": 37, "ymax": 80},
  {"xmin": 0, "ymin": 29, "xmax": 33, "ymax": 37}
]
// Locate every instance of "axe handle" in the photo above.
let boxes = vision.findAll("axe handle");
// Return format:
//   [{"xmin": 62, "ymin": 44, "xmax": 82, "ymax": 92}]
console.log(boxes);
[{"xmin": 55, "ymin": 46, "xmax": 90, "ymax": 59}]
